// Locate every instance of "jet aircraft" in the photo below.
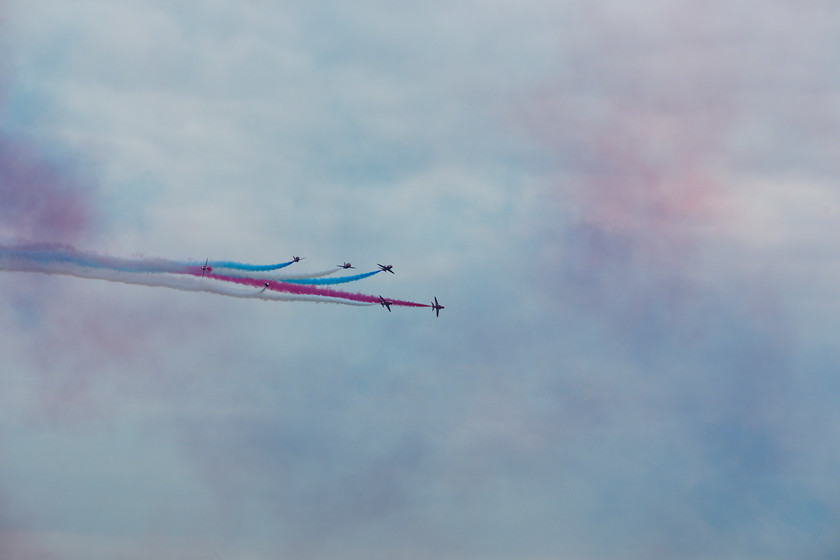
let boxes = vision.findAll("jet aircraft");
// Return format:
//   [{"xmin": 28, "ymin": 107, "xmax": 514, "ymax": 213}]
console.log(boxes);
[
  {"xmin": 338, "ymin": 262, "xmax": 355, "ymax": 269},
  {"xmin": 377, "ymin": 264, "xmax": 394, "ymax": 274},
  {"xmin": 201, "ymin": 258, "xmax": 210, "ymax": 278},
  {"xmin": 378, "ymin": 295, "xmax": 392, "ymax": 312},
  {"xmin": 292, "ymin": 256, "xmax": 305, "ymax": 263},
  {"xmin": 259, "ymin": 281, "xmax": 270, "ymax": 294},
  {"xmin": 431, "ymin": 297, "xmax": 445, "ymax": 317}
]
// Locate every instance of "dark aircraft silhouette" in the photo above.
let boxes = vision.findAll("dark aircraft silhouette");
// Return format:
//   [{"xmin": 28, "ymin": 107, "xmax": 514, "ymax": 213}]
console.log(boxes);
[
  {"xmin": 201, "ymin": 258, "xmax": 210, "ymax": 278},
  {"xmin": 431, "ymin": 297, "xmax": 445, "ymax": 317},
  {"xmin": 259, "ymin": 281, "xmax": 270, "ymax": 294},
  {"xmin": 377, "ymin": 264, "xmax": 394, "ymax": 274},
  {"xmin": 292, "ymin": 256, "xmax": 305, "ymax": 263},
  {"xmin": 379, "ymin": 295, "xmax": 392, "ymax": 312},
  {"xmin": 338, "ymin": 262, "xmax": 355, "ymax": 269}
]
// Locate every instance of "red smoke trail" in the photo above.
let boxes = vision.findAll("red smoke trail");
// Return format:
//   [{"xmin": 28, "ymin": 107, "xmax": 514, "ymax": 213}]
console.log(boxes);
[{"xmin": 202, "ymin": 271, "xmax": 429, "ymax": 308}]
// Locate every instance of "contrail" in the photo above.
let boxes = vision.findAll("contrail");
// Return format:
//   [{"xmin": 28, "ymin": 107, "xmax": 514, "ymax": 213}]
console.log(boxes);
[
  {"xmin": 0, "ymin": 242, "xmax": 191, "ymax": 273},
  {"xmin": 0, "ymin": 242, "xmax": 428, "ymax": 309},
  {"xmin": 281, "ymin": 270, "xmax": 382, "ymax": 284},
  {"xmin": 202, "ymin": 271, "xmax": 428, "ymax": 308},
  {"xmin": 205, "ymin": 259, "xmax": 295, "ymax": 272},
  {"xmin": 0, "ymin": 244, "xmax": 332, "ymax": 279},
  {"xmin": 212, "ymin": 267, "xmax": 341, "ymax": 281},
  {"xmin": 0, "ymin": 257, "xmax": 373, "ymax": 305}
]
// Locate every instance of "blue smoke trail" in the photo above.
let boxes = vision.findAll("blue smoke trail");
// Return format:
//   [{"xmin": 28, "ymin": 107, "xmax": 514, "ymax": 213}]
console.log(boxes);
[
  {"xmin": 0, "ymin": 243, "xmax": 432, "ymax": 309},
  {"xmin": 206, "ymin": 259, "xmax": 295, "ymax": 271},
  {"xmin": 281, "ymin": 270, "xmax": 382, "ymax": 284},
  {"xmin": 0, "ymin": 244, "xmax": 296, "ymax": 274},
  {"xmin": 1, "ymin": 244, "xmax": 184, "ymax": 273}
]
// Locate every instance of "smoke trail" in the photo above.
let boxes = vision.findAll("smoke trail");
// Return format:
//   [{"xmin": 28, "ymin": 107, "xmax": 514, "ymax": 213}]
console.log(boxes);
[
  {"xmin": 1, "ymin": 244, "xmax": 359, "ymax": 282},
  {"xmin": 215, "ymin": 267, "xmax": 341, "ymax": 281},
  {"xmin": 202, "ymin": 271, "xmax": 429, "ymax": 308},
  {"xmin": 0, "ymin": 259, "xmax": 373, "ymax": 305},
  {"xmin": 0, "ymin": 243, "xmax": 336, "ymax": 279},
  {"xmin": 208, "ymin": 259, "xmax": 295, "ymax": 272},
  {"xmin": 281, "ymin": 270, "xmax": 382, "ymax": 284},
  {"xmin": 0, "ymin": 243, "xmax": 428, "ymax": 308},
  {"xmin": 1, "ymin": 242, "xmax": 194, "ymax": 274}
]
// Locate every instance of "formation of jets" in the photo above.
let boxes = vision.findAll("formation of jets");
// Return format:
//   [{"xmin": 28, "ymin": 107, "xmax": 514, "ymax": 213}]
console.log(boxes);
[{"xmin": 201, "ymin": 256, "xmax": 443, "ymax": 316}]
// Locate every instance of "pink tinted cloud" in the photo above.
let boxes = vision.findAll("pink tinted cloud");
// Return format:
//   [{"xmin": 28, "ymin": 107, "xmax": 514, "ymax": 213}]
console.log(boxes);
[
  {"xmin": 512, "ymin": 3, "xmax": 751, "ymax": 304},
  {"xmin": 0, "ymin": 140, "xmax": 95, "ymax": 243},
  {"xmin": 518, "ymin": 0, "xmax": 838, "ymax": 283},
  {"xmin": 0, "ymin": 8, "xmax": 95, "ymax": 244},
  {"xmin": 518, "ymin": 92, "xmax": 731, "ymax": 324},
  {"xmin": 11, "ymin": 287, "xmax": 214, "ymax": 424},
  {"xmin": 0, "ymin": 489, "xmax": 54, "ymax": 560},
  {"xmin": 569, "ymin": 102, "xmax": 725, "ymax": 242},
  {"xmin": 0, "ymin": 529, "xmax": 53, "ymax": 560},
  {"xmin": 509, "ymin": 0, "xmax": 839, "ymax": 359}
]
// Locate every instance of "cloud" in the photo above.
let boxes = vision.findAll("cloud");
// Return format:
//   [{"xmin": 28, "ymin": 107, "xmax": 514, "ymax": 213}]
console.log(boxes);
[
  {"xmin": 0, "ymin": 140, "xmax": 95, "ymax": 242},
  {"xmin": 0, "ymin": 529, "xmax": 53, "ymax": 560},
  {"xmin": 502, "ymin": 2, "xmax": 840, "ymax": 556},
  {"xmin": 0, "ymin": 66, "xmax": 96, "ymax": 243},
  {"xmin": 0, "ymin": 482, "xmax": 54, "ymax": 560},
  {"xmin": 513, "ymin": 0, "xmax": 840, "ymax": 335},
  {"xmin": 2, "ymin": 1, "xmax": 840, "ymax": 559}
]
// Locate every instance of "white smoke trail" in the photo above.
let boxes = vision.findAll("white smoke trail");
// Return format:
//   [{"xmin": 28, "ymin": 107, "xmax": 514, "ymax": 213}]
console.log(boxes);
[
  {"xmin": 0, "ymin": 260, "xmax": 374, "ymax": 306},
  {"xmin": 211, "ymin": 267, "xmax": 342, "ymax": 281}
]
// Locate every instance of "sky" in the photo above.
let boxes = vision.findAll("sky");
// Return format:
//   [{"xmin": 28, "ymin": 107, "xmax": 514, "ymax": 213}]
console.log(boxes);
[{"xmin": 1, "ymin": 0, "xmax": 840, "ymax": 558}]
